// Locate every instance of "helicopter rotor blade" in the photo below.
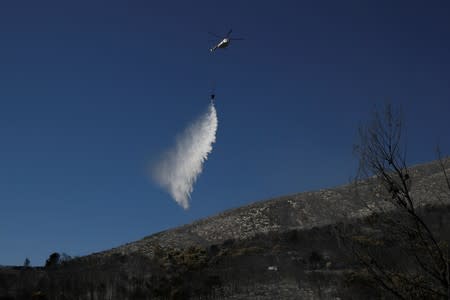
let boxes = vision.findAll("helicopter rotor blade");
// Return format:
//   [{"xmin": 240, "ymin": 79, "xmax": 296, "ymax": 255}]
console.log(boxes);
[
  {"xmin": 230, "ymin": 38, "xmax": 244, "ymax": 40},
  {"xmin": 208, "ymin": 32, "xmax": 222, "ymax": 39},
  {"xmin": 226, "ymin": 29, "xmax": 232, "ymax": 37}
]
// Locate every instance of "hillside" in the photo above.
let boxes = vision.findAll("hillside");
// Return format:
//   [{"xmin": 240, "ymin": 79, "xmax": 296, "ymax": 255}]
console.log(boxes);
[
  {"xmin": 1, "ymin": 160, "xmax": 449, "ymax": 299},
  {"xmin": 99, "ymin": 160, "xmax": 448, "ymax": 258}
]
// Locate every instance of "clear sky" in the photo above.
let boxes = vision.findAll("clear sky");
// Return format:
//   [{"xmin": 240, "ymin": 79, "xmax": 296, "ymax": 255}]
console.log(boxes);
[{"xmin": 1, "ymin": 0, "xmax": 449, "ymax": 266}]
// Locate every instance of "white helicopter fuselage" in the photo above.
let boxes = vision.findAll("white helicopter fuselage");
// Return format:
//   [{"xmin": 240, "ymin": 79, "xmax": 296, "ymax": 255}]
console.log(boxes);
[{"xmin": 210, "ymin": 38, "xmax": 230, "ymax": 52}]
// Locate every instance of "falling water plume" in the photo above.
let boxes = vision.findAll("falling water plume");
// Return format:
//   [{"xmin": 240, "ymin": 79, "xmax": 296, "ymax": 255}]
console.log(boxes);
[{"xmin": 152, "ymin": 102, "xmax": 218, "ymax": 209}]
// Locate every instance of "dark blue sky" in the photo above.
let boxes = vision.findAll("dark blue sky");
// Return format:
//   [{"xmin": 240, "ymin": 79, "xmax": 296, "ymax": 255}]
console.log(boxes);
[{"xmin": 1, "ymin": 0, "xmax": 449, "ymax": 266}]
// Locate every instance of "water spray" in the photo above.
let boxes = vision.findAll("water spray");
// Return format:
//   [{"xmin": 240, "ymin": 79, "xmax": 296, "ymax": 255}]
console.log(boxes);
[{"xmin": 152, "ymin": 102, "xmax": 218, "ymax": 209}]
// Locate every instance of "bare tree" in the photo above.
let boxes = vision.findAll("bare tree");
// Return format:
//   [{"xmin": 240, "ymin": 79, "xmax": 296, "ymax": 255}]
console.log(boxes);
[{"xmin": 345, "ymin": 104, "xmax": 450, "ymax": 299}]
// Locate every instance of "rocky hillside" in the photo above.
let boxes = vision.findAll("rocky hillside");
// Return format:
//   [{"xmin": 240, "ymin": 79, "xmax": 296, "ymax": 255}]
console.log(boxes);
[{"xmin": 99, "ymin": 160, "xmax": 449, "ymax": 258}]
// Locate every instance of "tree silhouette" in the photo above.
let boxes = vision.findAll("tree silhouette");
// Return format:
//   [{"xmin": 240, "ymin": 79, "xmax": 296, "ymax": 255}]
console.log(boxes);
[
  {"xmin": 45, "ymin": 252, "xmax": 60, "ymax": 269},
  {"xmin": 23, "ymin": 257, "xmax": 31, "ymax": 268}
]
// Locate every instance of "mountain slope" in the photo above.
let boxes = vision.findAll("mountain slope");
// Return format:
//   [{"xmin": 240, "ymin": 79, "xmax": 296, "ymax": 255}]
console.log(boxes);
[{"xmin": 100, "ymin": 160, "xmax": 448, "ymax": 258}]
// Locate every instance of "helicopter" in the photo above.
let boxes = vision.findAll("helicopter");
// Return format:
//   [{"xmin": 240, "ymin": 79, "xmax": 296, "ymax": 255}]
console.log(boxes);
[{"xmin": 209, "ymin": 29, "xmax": 244, "ymax": 52}]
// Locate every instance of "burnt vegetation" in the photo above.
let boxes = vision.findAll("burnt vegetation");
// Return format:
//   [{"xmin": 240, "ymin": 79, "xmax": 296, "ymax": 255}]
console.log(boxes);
[{"xmin": 1, "ymin": 203, "xmax": 449, "ymax": 300}]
